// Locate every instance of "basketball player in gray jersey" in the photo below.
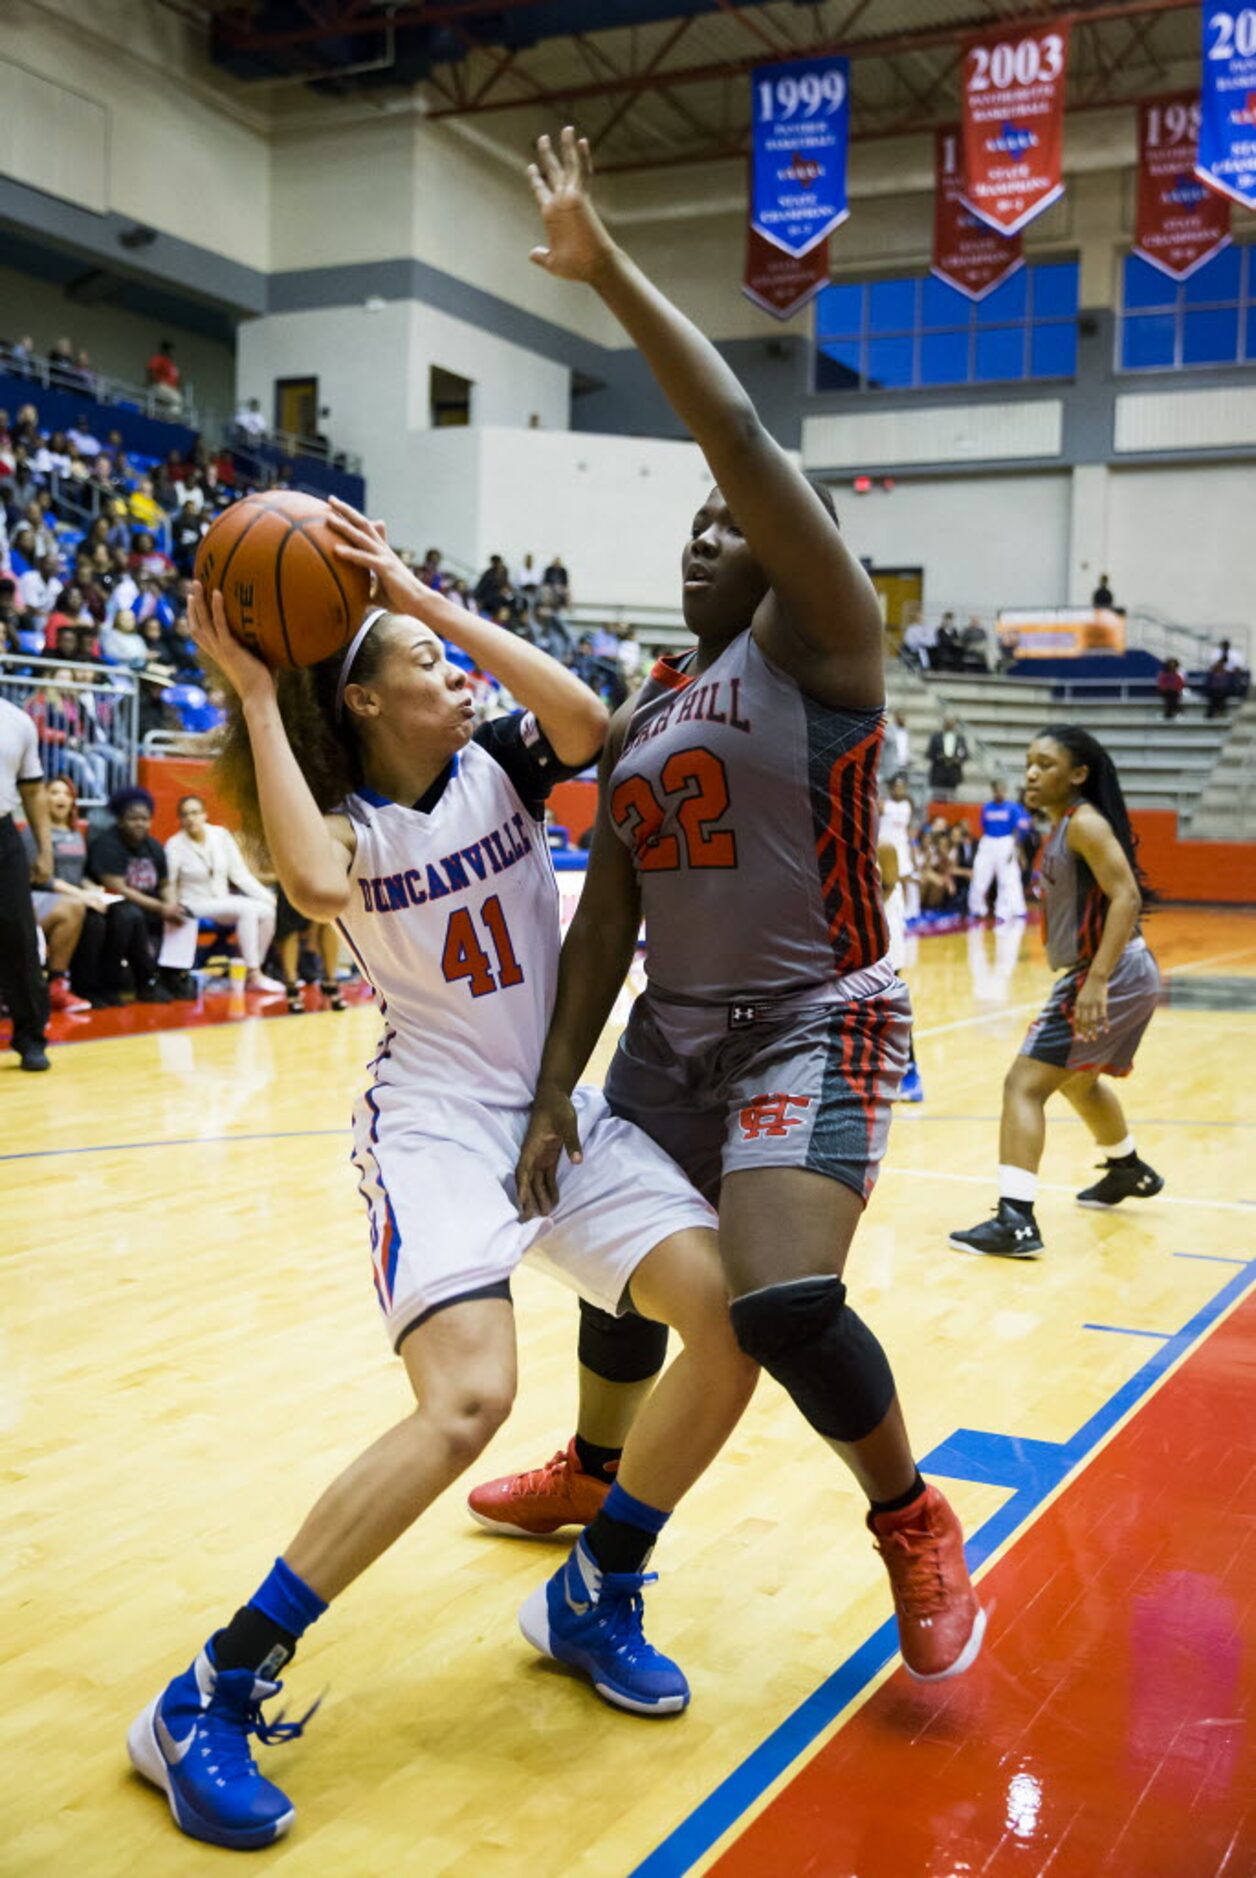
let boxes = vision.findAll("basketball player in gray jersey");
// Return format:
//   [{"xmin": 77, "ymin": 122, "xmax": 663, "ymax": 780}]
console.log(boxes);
[
  {"xmin": 473, "ymin": 126, "xmax": 983, "ymax": 1684},
  {"xmin": 951, "ymin": 726, "xmax": 1163, "ymax": 1260}
]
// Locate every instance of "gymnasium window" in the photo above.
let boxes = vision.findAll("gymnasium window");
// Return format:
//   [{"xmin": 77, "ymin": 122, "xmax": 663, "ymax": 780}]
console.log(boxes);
[
  {"xmin": 1118, "ymin": 244, "xmax": 1255, "ymax": 373},
  {"xmin": 813, "ymin": 261, "xmax": 1079, "ymax": 393}
]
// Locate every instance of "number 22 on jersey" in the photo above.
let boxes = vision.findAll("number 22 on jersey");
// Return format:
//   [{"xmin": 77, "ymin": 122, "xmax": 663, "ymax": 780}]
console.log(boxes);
[
  {"xmin": 611, "ymin": 747, "xmax": 737, "ymax": 871},
  {"xmin": 441, "ymin": 895, "xmax": 525, "ymax": 997}
]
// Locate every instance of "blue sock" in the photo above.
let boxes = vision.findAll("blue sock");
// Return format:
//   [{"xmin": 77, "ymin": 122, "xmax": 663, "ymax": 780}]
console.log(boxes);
[
  {"xmin": 211, "ymin": 1558, "xmax": 327, "ymax": 1676},
  {"xmin": 583, "ymin": 1481, "xmax": 671, "ymax": 1576}
]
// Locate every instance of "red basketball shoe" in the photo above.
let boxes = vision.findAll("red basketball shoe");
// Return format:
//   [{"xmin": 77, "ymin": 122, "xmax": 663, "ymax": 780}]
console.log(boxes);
[
  {"xmin": 468, "ymin": 1439, "xmax": 612, "ymax": 1538},
  {"xmin": 47, "ymin": 975, "xmax": 89, "ymax": 1013},
  {"xmin": 869, "ymin": 1484, "xmax": 986, "ymax": 1681}
]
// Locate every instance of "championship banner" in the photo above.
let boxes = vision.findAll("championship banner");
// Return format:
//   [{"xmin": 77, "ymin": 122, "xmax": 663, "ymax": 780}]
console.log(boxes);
[
  {"xmin": 1135, "ymin": 95, "xmax": 1230, "ymax": 279},
  {"xmin": 1196, "ymin": 0, "xmax": 1256, "ymax": 209},
  {"xmin": 750, "ymin": 56, "xmax": 850, "ymax": 258},
  {"xmin": 742, "ymin": 226, "xmax": 830, "ymax": 319},
  {"xmin": 932, "ymin": 127, "xmax": 1023, "ymax": 300},
  {"xmin": 960, "ymin": 22, "xmax": 1069, "ymax": 235}
]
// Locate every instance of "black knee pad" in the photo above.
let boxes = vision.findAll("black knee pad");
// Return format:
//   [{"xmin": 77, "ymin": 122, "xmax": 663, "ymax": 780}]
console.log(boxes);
[
  {"xmin": 578, "ymin": 1296, "xmax": 669, "ymax": 1383},
  {"xmin": 729, "ymin": 1276, "xmax": 894, "ymax": 1443}
]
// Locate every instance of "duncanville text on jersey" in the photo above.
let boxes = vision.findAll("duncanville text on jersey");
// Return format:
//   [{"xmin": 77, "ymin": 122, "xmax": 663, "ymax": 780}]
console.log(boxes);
[{"xmin": 358, "ymin": 810, "xmax": 535, "ymax": 914}]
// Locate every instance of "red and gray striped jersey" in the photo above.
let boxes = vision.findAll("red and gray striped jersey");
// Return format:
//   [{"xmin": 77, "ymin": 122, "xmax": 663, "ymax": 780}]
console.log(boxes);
[
  {"xmin": 1040, "ymin": 804, "xmax": 1128, "ymax": 970},
  {"xmin": 607, "ymin": 629, "xmax": 889, "ymax": 1000}
]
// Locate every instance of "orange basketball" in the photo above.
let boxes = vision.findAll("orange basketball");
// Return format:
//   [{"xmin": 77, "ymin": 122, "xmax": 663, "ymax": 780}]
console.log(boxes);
[{"xmin": 194, "ymin": 491, "xmax": 371, "ymax": 670}]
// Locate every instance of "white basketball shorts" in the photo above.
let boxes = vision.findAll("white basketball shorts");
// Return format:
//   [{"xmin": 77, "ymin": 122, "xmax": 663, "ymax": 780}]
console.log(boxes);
[{"xmin": 349, "ymin": 1083, "xmax": 717, "ymax": 1351}]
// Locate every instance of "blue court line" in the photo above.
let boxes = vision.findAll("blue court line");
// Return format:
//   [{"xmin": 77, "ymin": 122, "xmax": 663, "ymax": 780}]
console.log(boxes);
[
  {"xmin": 1173, "ymin": 1251, "xmax": 1250, "ymax": 1265},
  {"xmin": 0, "ymin": 1129, "xmax": 347, "ymax": 1164},
  {"xmin": 1082, "ymin": 1323, "xmax": 1172, "ymax": 1339},
  {"xmin": 631, "ymin": 1256, "xmax": 1256, "ymax": 1878}
]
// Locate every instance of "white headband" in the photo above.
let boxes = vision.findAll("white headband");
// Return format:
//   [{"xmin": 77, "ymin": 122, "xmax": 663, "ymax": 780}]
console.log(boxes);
[{"xmin": 334, "ymin": 607, "xmax": 387, "ymax": 721}]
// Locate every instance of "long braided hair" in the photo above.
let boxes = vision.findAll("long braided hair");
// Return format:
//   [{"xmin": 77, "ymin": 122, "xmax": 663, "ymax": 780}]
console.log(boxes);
[{"xmin": 1038, "ymin": 723, "xmax": 1155, "ymax": 906}]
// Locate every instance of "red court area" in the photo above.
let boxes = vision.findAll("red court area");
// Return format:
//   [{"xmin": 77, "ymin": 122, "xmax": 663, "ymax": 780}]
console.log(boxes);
[{"xmin": 713, "ymin": 1291, "xmax": 1256, "ymax": 1878}]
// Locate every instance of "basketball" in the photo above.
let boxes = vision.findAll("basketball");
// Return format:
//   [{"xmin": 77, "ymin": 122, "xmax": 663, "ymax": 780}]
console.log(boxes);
[{"xmin": 194, "ymin": 490, "xmax": 370, "ymax": 670}]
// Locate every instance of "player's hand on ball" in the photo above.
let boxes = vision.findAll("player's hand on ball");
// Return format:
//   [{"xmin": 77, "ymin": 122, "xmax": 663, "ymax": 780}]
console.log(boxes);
[
  {"xmin": 527, "ymin": 126, "xmax": 614, "ymax": 283},
  {"xmin": 516, "ymin": 1084, "xmax": 583, "ymax": 1220},
  {"xmin": 327, "ymin": 498, "xmax": 426, "ymax": 614},
  {"xmin": 189, "ymin": 581, "xmax": 275, "ymax": 703}
]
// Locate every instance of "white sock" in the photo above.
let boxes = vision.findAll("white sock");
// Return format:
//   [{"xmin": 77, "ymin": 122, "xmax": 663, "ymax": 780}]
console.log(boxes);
[
  {"xmin": 999, "ymin": 1164, "xmax": 1038, "ymax": 1205},
  {"xmin": 1105, "ymin": 1134, "xmax": 1136, "ymax": 1160}
]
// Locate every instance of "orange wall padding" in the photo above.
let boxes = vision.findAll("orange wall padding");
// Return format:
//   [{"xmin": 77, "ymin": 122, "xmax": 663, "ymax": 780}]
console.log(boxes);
[{"xmin": 927, "ymin": 799, "xmax": 1256, "ymax": 904}]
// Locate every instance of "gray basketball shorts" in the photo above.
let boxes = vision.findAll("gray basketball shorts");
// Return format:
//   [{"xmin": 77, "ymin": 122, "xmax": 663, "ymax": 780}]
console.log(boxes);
[
  {"xmin": 604, "ymin": 960, "xmax": 911, "ymax": 1207},
  {"xmin": 1021, "ymin": 938, "xmax": 1160, "ymax": 1078}
]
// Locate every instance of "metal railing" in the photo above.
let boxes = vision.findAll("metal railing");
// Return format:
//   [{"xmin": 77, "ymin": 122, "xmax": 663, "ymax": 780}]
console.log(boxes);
[
  {"xmin": 1, "ymin": 345, "xmax": 201, "ymax": 432},
  {"xmin": 0, "ymin": 654, "xmax": 138, "ymax": 810},
  {"xmin": 44, "ymin": 468, "xmax": 173, "ymax": 557}
]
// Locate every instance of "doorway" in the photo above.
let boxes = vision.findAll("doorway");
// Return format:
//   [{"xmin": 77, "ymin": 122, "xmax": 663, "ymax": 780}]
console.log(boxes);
[
  {"xmin": 430, "ymin": 366, "xmax": 472, "ymax": 427},
  {"xmin": 274, "ymin": 377, "xmax": 318, "ymax": 441}
]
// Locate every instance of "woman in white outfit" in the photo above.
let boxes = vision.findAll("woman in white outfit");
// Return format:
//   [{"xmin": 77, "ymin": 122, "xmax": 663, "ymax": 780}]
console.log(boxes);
[
  {"xmin": 879, "ymin": 774, "xmax": 919, "ymax": 920},
  {"xmin": 160, "ymin": 795, "xmax": 283, "ymax": 990}
]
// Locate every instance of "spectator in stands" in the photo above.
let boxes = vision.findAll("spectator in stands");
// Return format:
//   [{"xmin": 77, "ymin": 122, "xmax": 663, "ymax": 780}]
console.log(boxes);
[
  {"xmin": 0, "ymin": 577, "xmax": 21, "ymax": 647},
  {"xmin": 901, "ymin": 614, "xmax": 935, "ymax": 670},
  {"xmin": 617, "ymin": 626, "xmax": 643, "ymax": 688},
  {"xmin": 25, "ymin": 775, "xmax": 94, "ymax": 1012},
  {"xmin": 158, "ymin": 795, "xmax": 282, "ymax": 994},
  {"xmin": 1091, "ymin": 572, "xmax": 1114, "ymax": 608},
  {"xmin": 104, "ymin": 498, "xmax": 133, "ymax": 553},
  {"xmin": 43, "ymin": 584, "xmax": 90, "ymax": 646},
  {"xmin": 1157, "ymin": 656, "xmax": 1186, "ymax": 720},
  {"xmin": 959, "ymin": 616, "xmax": 989, "ymax": 672},
  {"xmin": 102, "ymin": 607, "xmax": 148, "ymax": 670},
  {"xmin": 418, "ymin": 547, "xmax": 444, "ymax": 591},
  {"xmin": 234, "ymin": 397, "xmax": 267, "ymax": 440},
  {"xmin": 48, "ymin": 337, "xmax": 76, "ymax": 389},
  {"xmin": 543, "ymin": 554, "xmax": 570, "ymax": 607},
  {"xmin": 513, "ymin": 551, "xmax": 540, "ymax": 599},
  {"xmin": 927, "ymin": 715, "xmax": 969, "ymax": 800},
  {"xmin": 883, "ymin": 707, "xmax": 911, "ymax": 780},
  {"xmin": 8, "ymin": 336, "xmax": 35, "ymax": 376},
  {"xmin": 474, "ymin": 553, "xmax": 513, "ymax": 614},
  {"xmin": 933, "ymin": 612, "xmax": 961, "ymax": 671},
  {"xmin": 171, "ymin": 501, "xmax": 204, "ymax": 575},
  {"xmin": 129, "ymin": 479, "xmax": 165, "ymax": 533},
  {"xmin": 146, "ymin": 340, "xmax": 183, "ymax": 415},
  {"xmin": 995, "ymin": 621, "xmax": 1020, "ymax": 671},
  {"xmin": 20, "ymin": 551, "xmax": 62, "ymax": 624},
  {"xmin": 1204, "ymin": 654, "xmax": 1237, "ymax": 720},
  {"xmin": 87, "ymin": 787, "xmax": 182, "ymax": 1001}
]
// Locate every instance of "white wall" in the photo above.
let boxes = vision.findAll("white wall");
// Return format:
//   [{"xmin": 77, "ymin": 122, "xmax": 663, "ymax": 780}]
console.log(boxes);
[
  {"xmin": 838, "ymin": 472, "xmax": 1072, "ymax": 618},
  {"xmin": 0, "ymin": 264, "xmax": 236, "ymax": 416},
  {"xmin": 1104, "ymin": 465, "xmax": 1255, "ymax": 632},
  {"xmin": 3, "ymin": 0, "xmax": 270, "ymax": 270}
]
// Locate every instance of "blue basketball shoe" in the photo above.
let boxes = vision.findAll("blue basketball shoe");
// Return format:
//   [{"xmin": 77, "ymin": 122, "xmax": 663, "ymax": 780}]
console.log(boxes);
[
  {"xmin": 518, "ymin": 1538, "xmax": 689, "ymax": 1716},
  {"xmin": 896, "ymin": 1063, "xmax": 925, "ymax": 1103},
  {"xmin": 127, "ymin": 1646, "xmax": 316, "ymax": 1850}
]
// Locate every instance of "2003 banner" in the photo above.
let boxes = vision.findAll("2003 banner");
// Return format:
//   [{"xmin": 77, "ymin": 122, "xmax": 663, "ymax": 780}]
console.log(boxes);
[{"xmin": 1196, "ymin": 0, "xmax": 1256, "ymax": 208}]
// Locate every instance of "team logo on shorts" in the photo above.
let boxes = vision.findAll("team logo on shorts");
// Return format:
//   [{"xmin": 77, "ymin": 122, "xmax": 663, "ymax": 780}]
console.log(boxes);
[{"xmin": 738, "ymin": 1093, "xmax": 813, "ymax": 1140}]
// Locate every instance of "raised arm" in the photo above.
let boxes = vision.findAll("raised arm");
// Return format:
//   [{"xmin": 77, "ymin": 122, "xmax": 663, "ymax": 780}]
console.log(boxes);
[
  {"xmin": 516, "ymin": 701, "xmax": 642, "ymax": 1219},
  {"xmin": 328, "ymin": 500, "xmax": 607, "ymax": 768},
  {"xmin": 527, "ymin": 127, "xmax": 883, "ymax": 708},
  {"xmin": 191, "ymin": 584, "xmax": 355, "ymax": 922}
]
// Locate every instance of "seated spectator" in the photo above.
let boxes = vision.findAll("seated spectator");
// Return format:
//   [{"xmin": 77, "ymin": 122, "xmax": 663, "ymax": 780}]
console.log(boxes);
[
  {"xmin": 48, "ymin": 337, "xmax": 77, "ymax": 389},
  {"xmin": 137, "ymin": 616, "xmax": 175, "ymax": 680},
  {"xmin": 927, "ymin": 715, "xmax": 969, "ymax": 798},
  {"xmin": 8, "ymin": 526, "xmax": 38, "ymax": 576},
  {"xmin": 133, "ymin": 571, "xmax": 175, "ymax": 628},
  {"xmin": 104, "ymin": 498, "xmax": 132, "ymax": 552},
  {"xmin": 1091, "ymin": 572, "xmax": 1114, "ymax": 608},
  {"xmin": 0, "ymin": 576, "xmax": 22, "ymax": 644},
  {"xmin": 101, "ymin": 607, "xmax": 148, "ymax": 669},
  {"xmin": 158, "ymin": 794, "xmax": 281, "ymax": 994},
  {"xmin": 959, "ymin": 616, "xmax": 989, "ymax": 672},
  {"xmin": 171, "ymin": 501, "xmax": 205, "ymax": 575},
  {"xmin": 67, "ymin": 415, "xmax": 101, "ymax": 458},
  {"xmin": 996, "ymin": 622, "xmax": 1021, "ymax": 671},
  {"xmin": 474, "ymin": 553, "xmax": 513, "ymax": 613},
  {"xmin": 25, "ymin": 776, "xmax": 114, "ymax": 1009},
  {"xmin": 543, "ymin": 555, "xmax": 570, "ymax": 607},
  {"xmin": 902, "ymin": 614, "xmax": 936, "ymax": 670},
  {"xmin": 20, "ymin": 551, "xmax": 62, "ymax": 625},
  {"xmin": 932, "ymin": 612, "xmax": 961, "ymax": 671},
  {"xmin": 7, "ymin": 335, "xmax": 35, "ymax": 377},
  {"xmin": 234, "ymin": 397, "xmax": 268, "ymax": 440},
  {"xmin": 146, "ymin": 340, "xmax": 183, "ymax": 415},
  {"xmin": 87, "ymin": 787, "xmax": 183, "ymax": 1001},
  {"xmin": 71, "ymin": 351, "xmax": 96, "ymax": 397},
  {"xmin": 26, "ymin": 668, "xmax": 112, "ymax": 800},
  {"xmin": 43, "ymin": 585, "xmax": 91, "ymax": 648},
  {"xmin": 1157, "ymin": 657, "xmax": 1185, "ymax": 720},
  {"xmin": 129, "ymin": 479, "xmax": 165, "ymax": 532},
  {"xmin": 513, "ymin": 552, "xmax": 540, "ymax": 598},
  {"xmin": 1204, "ymin": 656, "xmax": 1237, "ymax": 720},
  {"xmin": 617, "ymin": 626, "xmax": 643, "ymax": 687}
]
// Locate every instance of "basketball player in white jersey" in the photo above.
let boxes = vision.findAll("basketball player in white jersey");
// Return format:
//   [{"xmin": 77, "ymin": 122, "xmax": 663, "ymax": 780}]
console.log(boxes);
[{"xmin": 126, "ymin": 513, "xmax": 757, "ymax": 1852}]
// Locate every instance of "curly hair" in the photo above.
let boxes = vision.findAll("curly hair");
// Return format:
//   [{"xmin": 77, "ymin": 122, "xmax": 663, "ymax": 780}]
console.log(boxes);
[{"xmin": 211, "ymin": 613, "xmax": 400, "ymax": 851}]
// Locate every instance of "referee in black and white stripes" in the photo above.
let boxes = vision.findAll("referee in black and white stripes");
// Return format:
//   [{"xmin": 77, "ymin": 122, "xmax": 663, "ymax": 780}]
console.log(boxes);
[{"xmin": 0, "ymin": 695, "xmax": 52, "ymax": 1071}]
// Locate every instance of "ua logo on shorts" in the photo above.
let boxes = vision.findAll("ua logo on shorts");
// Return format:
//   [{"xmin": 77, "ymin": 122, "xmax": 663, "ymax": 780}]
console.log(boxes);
[{"xmin": 738, "ymin": 1093, "xmax": 813, "ymax": 1140}]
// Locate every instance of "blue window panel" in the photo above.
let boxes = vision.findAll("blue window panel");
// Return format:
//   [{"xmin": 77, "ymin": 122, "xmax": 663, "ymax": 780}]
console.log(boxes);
[
  {"xmin": 1032, "ymin": 261, "xmax": 1080, "ymax": 317},
  {"xmin": 974, "ymin": 325, "xmax": 1026, "ymax": 382},
  {"xmin": 975, "ymin": 269, "xmax": 1028, "ymax": 324},
  {"xmin": 920, "ymin": 329, "xmax": 970, "ymax": 386},
  {"xmin": 815, "ymin": 343, "xmax": 862, "ymax": 392},
  {"xmin": 1121, "ymin": 313, "xmax": 1177, "ymax": 369},
  {"xmin": 816, "ymin": 282, "xmax": 862, "ymax": 337},
  {"xmin": 1183, "ymin": 244, "xmax": 1241, "ymax": 305},
  {"xmin": 1030, "ymin": 321, "xmax": 1077, "ymax": 378},
  {"xmin": 1182, "ymin": 305, "xmax": 1240, "ymax": 364},
  {"xmin": 921, "ymin": 274, "xmax": 970, "ymax": 328},
  {"xmin": 1245, "ymin": 303, "xmax": 1256, "ymax": 362},
  {"xmin": 866, "ymin": 334, "xmax": 915, "ymax": 388},
  {"xmin": 1123, "ymin": 254, "xmax": 1176, "ymax": 311},
  {"xmin": 868, "ymin": 277, "xmax": 917, "ymax": 334}
]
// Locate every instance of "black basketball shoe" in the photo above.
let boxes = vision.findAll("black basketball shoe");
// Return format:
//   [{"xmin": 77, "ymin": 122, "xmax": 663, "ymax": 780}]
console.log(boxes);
[
  {"xmin": 1076, "ymin": 1158, "xmax": 1165, "ymax": 1209},
  {"xmin": 949, "ymin": 1201, "xmax": 1044, "ymax": 1260}
]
